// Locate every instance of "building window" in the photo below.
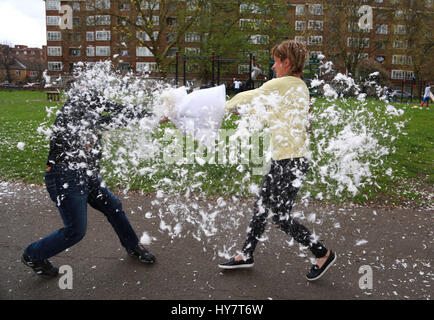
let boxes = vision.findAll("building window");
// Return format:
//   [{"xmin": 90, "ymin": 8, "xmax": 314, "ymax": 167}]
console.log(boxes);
[
  {"xmin": 166, "ymin": 32, "xmax": 176, "ymax": 43},
  {"xmin": 308, "ymin": 20, "xmax": 323, "ymax": 31},
  {"xmin": 391, "ymin": 70, "xmax": 405, "ymax": 80},
  {"xmin": 249, "ymin": 35, "xmax": 269, "ymax": 45},
  {"xmin": 86, "ymin": 32, "xmax": 95, "ymax": 41},
  {"xmin": 185, "ymin": 47, "xmax": 200, "ymax": 55},
  {"xmin": 48, "ymin": 62, "xmax": 63, "ymax": 71},
  {"xmin": 137, "ymin": 31, "xmax": 150, "ymax": 42},
  {"xmin": 46, "ymin": 1, "xmax": 60, "ymax": 11},
  {"xmin": 96, "ymin": 46, "xmax": 110, "ymax": 56},
  {"xmin": 168, "ymin": 47, "xmax": 177, "ymax": 57},
  {"xmin": 309, "ymin": 51, "xmax": 323, "ymax": 59},
  {"xmin": 240, "ymin": 4, "xmax": 263, "ymax": 13},
  {"xmin": 137, "ymin": 31, "xmax": 159, "ymax": 42},
  {"xmin": 375, "ymin": 41, "xmax": 386, "ymax": 49},
  {"xmin": 295, "ymin": 36, "xmax": 306, "ymax": 44},
  {"xmin": 96, "ymin": 0, "xmax": 111, "ymax": 10},
  {"xmin": 376, "ymin": 24, "xmax": 388, "ymax": 35},
  {"xmin": 136, "ymin": 47, "xmax": 153, "ymax": 57},
  {"xmin": 393, "ymin": 40, "xmax": 408, "ymax": 49},
  {"xmin": 68, "ymin": 32, "xmax": 81, "ymax": 42},
  {"xmin": 72, "ymin": 2, "xmax": 81, "ymax": 11},
  {"xmin": 95, "ymin": 15, "xmax": 111, "ymax": 26},
  {"xmin": 47, "ymin": 47, "xmax": 62, "ymax": 56},
  {"xmin": 120, "ymin": 49, "xmax": 129, "ymax": 56},
  {"xmin": 308, "ymin": 36, "xmax": 323, "ymax": 46},
  {"xmin": 119, "ymin": 2, "xmax": 130, "ymax": 10},
  {"xmin": 87, "ymin": 0, "xmax": 110, "ymax": 11},
  {"xmin": 136, "ymin": 62, "xmax": 158, "ymax": 73},
  {"xmin": 295, "ymin": 21, "xmax": 306, "ymax": 31},
  {"xmin": 136, "ymin": 16, "xmax": 144, "ymax": 26},
  {"xmin": 348, "ymin": 22, "xmax": 370, "ymax": 33},
  {"xmin": 87, "ymin": 16, "xmax": 95, "ymax": 26},
  {"xmin": 309, "ymin": 4, "xmax": 323, "ymax": 15},
  {"xmin": 395, "ymin": 10, "xmax": 404, "ymax": 18},
  {"xmin": 186, "ymin": 63, "xmax": 200, "ymax": 73},
  {"xmin": 69, "ymin": 48, "xmax": 81, "ymax": 57},
  {"xmin": 96, "ymin": 31, "xmax": 111, "ymax": 41},
  {"xmin": 118, "ymin": 62, "xmax": 131, "ymax": 72},
  {"xmin": 140, "ymin": 1, "xmax": 160, "ymax": 10},
  {"xmin": 15, "ymin": 70, "xmax": 21, "ymax": 76},
  {"xmin": 347, "ymin": 37, "xmax": 370, "ymax": 48},
  {"xmin": 47, "ymin": 31, "xmax": 61, "ymax": 41},
  {"xmin": 73, "ymin": 17, "xmax": 81, "ymax": 27},
  {"xmin": 426, "ymin": 0, "xmax": 433, "ymax": 7},
  {"xmin": 185, "ymin": 32, "xmax": 200, "ymax": 42},
  {"xmin": 392, "ymin": 55, "xmax": 412, "ymax": 65},
  {"xmin": 296, "ymin": 5, "xmax": 306, "ymax": 16},
  {"xmin": 86, "ymin": 47, "xmax": 95, "ymax": 57},
  {"xmin": 119, "ymin": 33, "xmax": 130, "ymax": 42},
  {"xmin": 405, "ymin": 71, "xmax": 414, "ymax": 80},
  {"xmin": 394, "ymin": 25, "xmax": 407, "ymax": 35},
  {"xmin": 167, "ymin": 17, "xmax": 178, "ymax": 26},
  {"xmin": 238, "ymin": 64, "xmax": 250, "ymax": 75},
  {"xmin": 46, "ymin": 16, "xmax": 60, "ymax": 26}
]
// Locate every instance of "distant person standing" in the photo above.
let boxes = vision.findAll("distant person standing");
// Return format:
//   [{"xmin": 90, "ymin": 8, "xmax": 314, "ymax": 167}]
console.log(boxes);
[
  {"xmin": 383, "ymin": 86, "xmax": 390, "ymax": 102},
  {"xmin": 249, "ymin": 64, "xmax": 262, "ymax": 90},
  {"xmin": 421, "ymin": 84, "xmax": 431, "ymax": 110},
  {"xmin": 233, "ymin": 78, "xmax": 243, "ymax": 94},
  {"xmin": 251, "ymin": 64, "xmax": 262, "ymax": 81}
]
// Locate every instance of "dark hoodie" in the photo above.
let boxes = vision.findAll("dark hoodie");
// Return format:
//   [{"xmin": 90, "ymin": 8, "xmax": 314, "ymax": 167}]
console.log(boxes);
[{"xmin": 47, "ymin": 91, "xmax": 151, "ymax": 179}]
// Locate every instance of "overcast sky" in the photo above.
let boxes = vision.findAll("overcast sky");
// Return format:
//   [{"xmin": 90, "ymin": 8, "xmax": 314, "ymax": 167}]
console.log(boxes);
[{"xmin": 0, "ymin": 0, "xmax": 46, "ymax": 48}]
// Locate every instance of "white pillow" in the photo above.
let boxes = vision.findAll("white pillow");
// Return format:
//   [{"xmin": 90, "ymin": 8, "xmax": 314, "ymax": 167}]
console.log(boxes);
[{"xmin": 170, "ymin": 85, "xmax": 226, "ymax": 147}]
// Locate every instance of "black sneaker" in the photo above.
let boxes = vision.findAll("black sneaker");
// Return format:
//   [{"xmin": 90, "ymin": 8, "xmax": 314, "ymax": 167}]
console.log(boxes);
[
  {"xmin": 128, "ymin": 244, "xmax": 156, "ymax": 264},
  {"xmin": 218, "ymin": 257, "xmax": 254, "ymax": 269},
  {"xmin": 306, "ymin": 250, "xmax": 337, "ymax": 281},
  {"xmin": 21, "ymin": 253, "xmax": 59, "ymax": 278}
]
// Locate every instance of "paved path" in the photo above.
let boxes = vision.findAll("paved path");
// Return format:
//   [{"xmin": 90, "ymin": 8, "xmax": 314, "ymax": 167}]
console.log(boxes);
[{"xmin": 0, "ymin": 181, "xmax": 432, "ymax": 300}]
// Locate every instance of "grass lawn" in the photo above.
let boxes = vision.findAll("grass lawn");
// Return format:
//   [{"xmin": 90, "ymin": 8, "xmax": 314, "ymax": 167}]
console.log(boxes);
[{"xmin": 0, "ymin": 90, "xmax": 432, "ymax": 206}]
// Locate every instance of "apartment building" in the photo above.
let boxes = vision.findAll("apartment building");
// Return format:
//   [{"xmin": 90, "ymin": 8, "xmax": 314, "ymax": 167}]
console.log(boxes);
[
  {"xmin": 45, "ymin": 0, "xmax": 140, "ymax": 77},
  {"xmin": 44, "ymin": 0, "xmax": 433, "ymax": 86},
  {"xmin": 289, "ymin": 0, "xmax": 433, "ymax": 86}
]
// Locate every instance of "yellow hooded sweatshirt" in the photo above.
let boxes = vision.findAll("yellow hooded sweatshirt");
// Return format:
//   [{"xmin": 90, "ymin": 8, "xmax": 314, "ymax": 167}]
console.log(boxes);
[{"xmin": 225, "ymin": 76, "xmax": 310, "ymax": 160}]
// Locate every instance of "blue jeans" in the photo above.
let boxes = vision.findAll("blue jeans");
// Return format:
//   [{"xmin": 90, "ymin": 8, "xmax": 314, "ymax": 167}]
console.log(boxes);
[{"xmin": 25, "ymin": 167, "xmax": 139, "ymax": 261}]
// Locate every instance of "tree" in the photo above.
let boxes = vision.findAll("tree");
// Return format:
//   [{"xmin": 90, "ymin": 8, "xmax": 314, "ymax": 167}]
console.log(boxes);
[
  {"xmin": 106, "ymin": 1, "xmax": 293, "ymax": 82},
  {"xmin": 241, "ymin": 0, "xmax": 294, "ymax": 71},
  {"xmin": 356, "ymin": 58, "xmax": 390, "ymax": 95},
  {"xmin": 102, "ymin": 0, "xmax": 211, "ymax": 77},
  {"xmin": 392, "ymin": 0, "xmax": 434, "ymax": 84},
  {"xmin": 322, "ymin": 0, "xmax": 394, "ymax": 77},
  {"xmin": 0, "ymin": 43, "xmax": 15, "ymax": 83},
  {"xmin": 184, "ymin": 0, "xmax": 293, "ymax": 83}
]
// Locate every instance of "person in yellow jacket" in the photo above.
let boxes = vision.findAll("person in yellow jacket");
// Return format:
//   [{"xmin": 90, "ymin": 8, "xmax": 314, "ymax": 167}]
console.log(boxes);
[{"xmin": 218, "ymin": 40, "xmax": 336, "ymax": 281}]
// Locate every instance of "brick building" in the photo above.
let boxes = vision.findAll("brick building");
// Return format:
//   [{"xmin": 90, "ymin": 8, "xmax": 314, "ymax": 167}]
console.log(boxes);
[
  {"xmin": 44, "ymin": 0, "xmax": 433, "ymax": 88},
  {"xmin": 45, "ymin": 0, "xmax": 159, "ymax": 81},
  {"xmin": 10, "ymin": 45, "xmax": 47, "ymax": 63},
  {"xmin": 0, "ymin": 44, "xmax": 46, "ymax": 85},
  {"xmin": 288, "ymin": 0, "xmax": 433, "ymax": 88}
]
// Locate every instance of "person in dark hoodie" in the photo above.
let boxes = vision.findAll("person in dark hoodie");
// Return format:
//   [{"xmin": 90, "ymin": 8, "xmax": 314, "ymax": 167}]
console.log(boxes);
[{"xmin": 22, "ymin": 85, "xmax": 158, "ymax": 277}]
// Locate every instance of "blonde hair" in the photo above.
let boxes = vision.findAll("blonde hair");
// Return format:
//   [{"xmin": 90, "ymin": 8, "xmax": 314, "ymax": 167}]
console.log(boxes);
[{"xmin": 272, "ymin": 40, "xmax": 308, "ymax": 75}]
